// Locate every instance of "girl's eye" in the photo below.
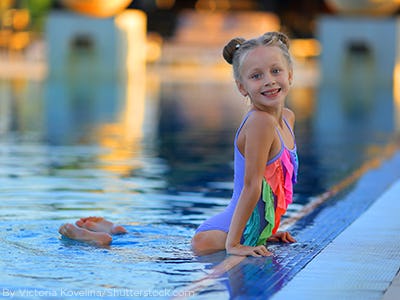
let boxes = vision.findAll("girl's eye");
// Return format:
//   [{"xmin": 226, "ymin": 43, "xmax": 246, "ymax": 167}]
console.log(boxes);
[
  {"xmin": 250, "ymin": 73, "xmax": 262, "ymax": 80},
  {"xmin": 272, "ymin": 68, "xmax": 281, "ymax": 74}
]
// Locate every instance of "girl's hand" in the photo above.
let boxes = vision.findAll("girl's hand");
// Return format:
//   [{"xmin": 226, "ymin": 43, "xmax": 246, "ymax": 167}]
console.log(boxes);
[
  {"xmin": 227, "ymin": 244, "xmax": 272, "ymax": 257},
  {"xmin": 267, "ymin": 231, "xmax": 296, "ymax": 243}
]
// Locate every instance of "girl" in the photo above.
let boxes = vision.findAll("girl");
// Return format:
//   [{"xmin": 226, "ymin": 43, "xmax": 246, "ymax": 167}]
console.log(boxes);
[
  {"xmin": 191, "ymin": 32, "xmax": 298, "ymax": 257},
  {"xmin": 58, "ymin": 32, "xmax": 298, "ymax": 254}
]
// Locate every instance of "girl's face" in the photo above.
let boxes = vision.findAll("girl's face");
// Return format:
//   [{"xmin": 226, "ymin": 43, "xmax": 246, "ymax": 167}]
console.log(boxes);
[{"xmin": 236, "ymin": 45, "xmax": 293, "ymax": 112}]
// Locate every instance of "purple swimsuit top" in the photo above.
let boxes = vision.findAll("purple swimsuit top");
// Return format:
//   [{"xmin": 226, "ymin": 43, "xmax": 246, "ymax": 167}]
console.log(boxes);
[{"xmin": 229, "ymin": 111, "xmax": 299, "ymax": 212}]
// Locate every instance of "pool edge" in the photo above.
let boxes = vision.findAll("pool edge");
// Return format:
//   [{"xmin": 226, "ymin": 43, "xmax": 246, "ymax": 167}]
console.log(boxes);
[{"xmin": 271, "ymin": 157, "xmax": 400, "ymax": 300}]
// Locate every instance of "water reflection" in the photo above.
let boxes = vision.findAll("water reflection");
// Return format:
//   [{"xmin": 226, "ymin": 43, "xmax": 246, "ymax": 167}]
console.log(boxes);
[
  {"xmin": 392, "ymin": 62, "xmax": 400, "ymax": 131},
  {"xmin": 45, "ymin": 79, "xmax": 121, "ymax": 145},
  {"xmin": 315, "ymin": 49, "xmax": 396, "ymax": 187},
  {"xmin": 157, "ymin": 79, "xmax": 245, "ymax": 192},
  {"xmin": 0, "ymin": 79, "xmax": 45, "ymax": 137},
  {"xmin": 1, "ymin": 63, "xmax": 398, "ymax": 204}
]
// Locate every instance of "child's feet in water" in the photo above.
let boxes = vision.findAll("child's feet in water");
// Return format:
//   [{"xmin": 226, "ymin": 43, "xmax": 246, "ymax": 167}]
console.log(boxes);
[
  {"xmin": 75, "ymin": 217, "xmax": 127, "ymax": 235},
  {"xmin": 58, "ymin": 223, "xmax": 112, "ymax": 246}
]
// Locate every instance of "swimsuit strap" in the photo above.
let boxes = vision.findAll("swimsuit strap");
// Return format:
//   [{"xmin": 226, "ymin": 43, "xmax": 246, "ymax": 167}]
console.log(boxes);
[
  {"xmin": 283, "ymin": 117, "xmax": 295, "ymax": 138},
  {"xmin": 237, "ymin": 113, "xmax": 294, "ymax": 141},
  {"xmin": 235, "ymin": 110, "xmax": 254, "ymax": 141},
  {"xmin": 236, "ymin": 112, "xmax": 296, "ymax": 156},
  {"xmin": 275, "ymin": 117, "xmax": 296, "ymax": 150},
  {"xmin": 275, "ymin": 127, "xmax": 285, "ymax": 147}
]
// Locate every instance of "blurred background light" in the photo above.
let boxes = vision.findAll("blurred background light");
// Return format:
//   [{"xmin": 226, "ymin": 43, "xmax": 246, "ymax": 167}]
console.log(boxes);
[{"xmin": 60, "ymin": 0, "xmax": 133, "ymax": 18}]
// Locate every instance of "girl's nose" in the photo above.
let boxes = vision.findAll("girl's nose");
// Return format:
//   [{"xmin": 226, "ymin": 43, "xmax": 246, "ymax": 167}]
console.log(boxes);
[
  {"xmin": 264, "ymin": 72, "xmax": 276, "ymax": 86},
  {"xmin": 265, "ymin": 79, "xmax": 277, "ymax": 86}
]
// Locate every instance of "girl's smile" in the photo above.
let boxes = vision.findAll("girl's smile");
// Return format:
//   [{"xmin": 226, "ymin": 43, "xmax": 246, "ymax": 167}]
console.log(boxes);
[{"xmin": 261, "ymin": 87, "xmax": 281, "ymax": 98}]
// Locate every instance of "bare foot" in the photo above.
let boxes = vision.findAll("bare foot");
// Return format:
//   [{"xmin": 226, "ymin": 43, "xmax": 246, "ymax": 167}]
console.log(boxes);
[
  {"xmin": 76, "ymin": 217, "xmax": 127, "ymax": 235},
  {"xmin": 59, "ymin": 223, "xmax": 112, "ymax": 246}
]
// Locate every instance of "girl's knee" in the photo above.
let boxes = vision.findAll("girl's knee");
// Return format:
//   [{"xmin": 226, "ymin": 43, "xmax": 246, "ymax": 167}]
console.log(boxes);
[
  {"xmin": 192, "ymin": 232, "xmax": 207, "ymax": 244},
  {"xmin": 191, "ymin": 231, "xmax": 226, "ymax": 256},
  {"xmin": 191, "ymin": 233, "xmax": 205, "ymax": 254}
]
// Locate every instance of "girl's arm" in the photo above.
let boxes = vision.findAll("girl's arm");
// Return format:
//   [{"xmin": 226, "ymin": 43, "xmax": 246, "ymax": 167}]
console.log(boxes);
[{"xmin": 226, "ymin": 111, "xmax": 276, "ymax": 257}]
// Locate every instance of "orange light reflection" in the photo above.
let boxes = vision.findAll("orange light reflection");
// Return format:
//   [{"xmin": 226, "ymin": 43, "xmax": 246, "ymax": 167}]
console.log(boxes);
[
  {"xmin": 95, "ymin": 10, "xmax": 150, "ymax": 177},
  {"xmin": 393, "ymin": 62, "xmax": 400, "ymax": 131}
]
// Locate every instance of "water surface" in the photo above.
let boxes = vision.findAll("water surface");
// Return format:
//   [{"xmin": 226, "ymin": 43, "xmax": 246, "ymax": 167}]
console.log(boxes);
[{"xmin": 0, "ymin": 67, "xmax": 397, "ymax": 298}]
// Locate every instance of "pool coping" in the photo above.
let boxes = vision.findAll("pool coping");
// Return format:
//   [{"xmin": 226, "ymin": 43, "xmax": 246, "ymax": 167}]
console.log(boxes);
[
  {"xmin": 383, "ymin": 270, "xmax": 400, "ymax": 300},
  {"xmin": 271, "ymin": 173, "xmax": 400, "ymax": 300}
]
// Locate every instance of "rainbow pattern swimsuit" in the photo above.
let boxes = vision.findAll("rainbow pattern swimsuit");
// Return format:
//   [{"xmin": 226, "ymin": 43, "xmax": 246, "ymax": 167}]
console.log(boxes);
[{"xmin": 195, "ymin": 110, "xmax": 299, "ymax": 246}]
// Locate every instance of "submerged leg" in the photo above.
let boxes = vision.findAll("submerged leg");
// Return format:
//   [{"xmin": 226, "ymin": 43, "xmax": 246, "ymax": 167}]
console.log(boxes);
[
  {"xmin": 59, "ymin": 223, "xmax": 112, "ymax": 246},
  {"xmin": 75, "ymin": 217, "xmax": 127, "ymax": 234},
  {"xmin": 191, "ymin": 230, "xmax": 227, "ymax": 256}
]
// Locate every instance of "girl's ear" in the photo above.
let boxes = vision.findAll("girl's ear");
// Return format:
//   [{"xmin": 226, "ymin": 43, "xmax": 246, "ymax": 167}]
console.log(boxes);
[
  {"xmin": 236, "ymin": 80, "xmax": 248, "ymax": 97},
  {"xmin": 288, "ymin": 68, "xmax": 293, "ymax": 85}
]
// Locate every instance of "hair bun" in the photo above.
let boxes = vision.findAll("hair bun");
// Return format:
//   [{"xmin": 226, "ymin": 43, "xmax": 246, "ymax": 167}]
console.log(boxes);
[
  {"xmin": 222, "ymin": 37, "xmax": 245, "ymax": 64},
  {"xmin": 276, "ymin": 32, "xmax": 290, "ymax": 49}
]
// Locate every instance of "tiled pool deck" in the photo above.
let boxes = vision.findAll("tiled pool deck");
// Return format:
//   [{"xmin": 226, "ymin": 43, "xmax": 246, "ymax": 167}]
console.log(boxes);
[{"xmin": 272, "ymin": 173, "xmax": 400, "ymax": 300}]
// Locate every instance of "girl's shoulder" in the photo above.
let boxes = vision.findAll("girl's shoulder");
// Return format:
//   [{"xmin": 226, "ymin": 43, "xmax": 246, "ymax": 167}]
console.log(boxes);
[
  {"xmin": 247, "ymin": 109, "xmax": 295, "ymax": 127},
  {"xmin": 283, "ymin": 107, "xmax": 295, "ymax": 127},
  {"xmin": 247, "ymin": 110, "xmax": 276, "ymax": 129},
  {"xmin": 242, "ymin": 111, "xmax": 276, "ymax": 142}
]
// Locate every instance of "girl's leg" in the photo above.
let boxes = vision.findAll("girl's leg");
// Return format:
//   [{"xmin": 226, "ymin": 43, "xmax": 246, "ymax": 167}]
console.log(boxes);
[
  {"xmin": 191, "ymin": 230, "xmax": 227, "ymax": 256},
  {"xmin": 59, "ymin": 223, "xmax": 112, "ymax": 246}
]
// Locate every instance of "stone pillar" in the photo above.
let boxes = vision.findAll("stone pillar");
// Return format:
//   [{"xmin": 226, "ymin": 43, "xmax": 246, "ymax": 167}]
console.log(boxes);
[
  {"xmin": 315, "ymin": 16, "xmax": 399, "ymax": 149},
  {"xmin": 317, "ymin": 16, "xmax": 399, "ymax": 87},
  {"xmin": 45, "ymin": 9, "xmax": 147, "ymax": 80}
]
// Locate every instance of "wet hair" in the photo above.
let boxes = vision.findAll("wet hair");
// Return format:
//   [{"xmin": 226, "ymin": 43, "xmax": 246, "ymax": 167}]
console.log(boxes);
[{"xmin": 222, "ymin": 32, "xmax": 292, "ymax": 81}]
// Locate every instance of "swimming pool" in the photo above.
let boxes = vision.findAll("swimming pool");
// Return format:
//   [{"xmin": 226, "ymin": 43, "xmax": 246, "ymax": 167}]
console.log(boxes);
[{"xmin": 0, "ymin": 68, "xmax": 397, "ymax": 299}]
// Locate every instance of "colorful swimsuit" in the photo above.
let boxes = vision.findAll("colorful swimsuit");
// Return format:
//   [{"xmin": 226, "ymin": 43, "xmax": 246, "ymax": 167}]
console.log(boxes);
[{"xmin": 195, "ymin": 110, "xmax": 299, "ymax": 246}]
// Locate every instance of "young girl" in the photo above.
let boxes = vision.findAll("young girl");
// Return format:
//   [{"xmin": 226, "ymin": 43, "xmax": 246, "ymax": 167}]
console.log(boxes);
[
  {"xmin": 58, "ymin": 31, "xmax": 298, "ymax": 254},
  {"xmin": 191, "ymin": 31, "xmax": 298, "ymax": 257}
]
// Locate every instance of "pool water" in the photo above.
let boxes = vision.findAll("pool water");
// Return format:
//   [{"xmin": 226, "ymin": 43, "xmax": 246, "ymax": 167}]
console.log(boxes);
[{"xmin": 0, "ymin": 68, "xmax": 397, "ymax": 298}]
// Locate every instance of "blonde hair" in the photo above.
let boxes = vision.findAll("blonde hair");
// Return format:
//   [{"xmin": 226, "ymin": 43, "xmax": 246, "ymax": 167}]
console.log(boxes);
[{"xmin": 222, "ymin": 32, "xmax": 292, "ymax": 81}]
